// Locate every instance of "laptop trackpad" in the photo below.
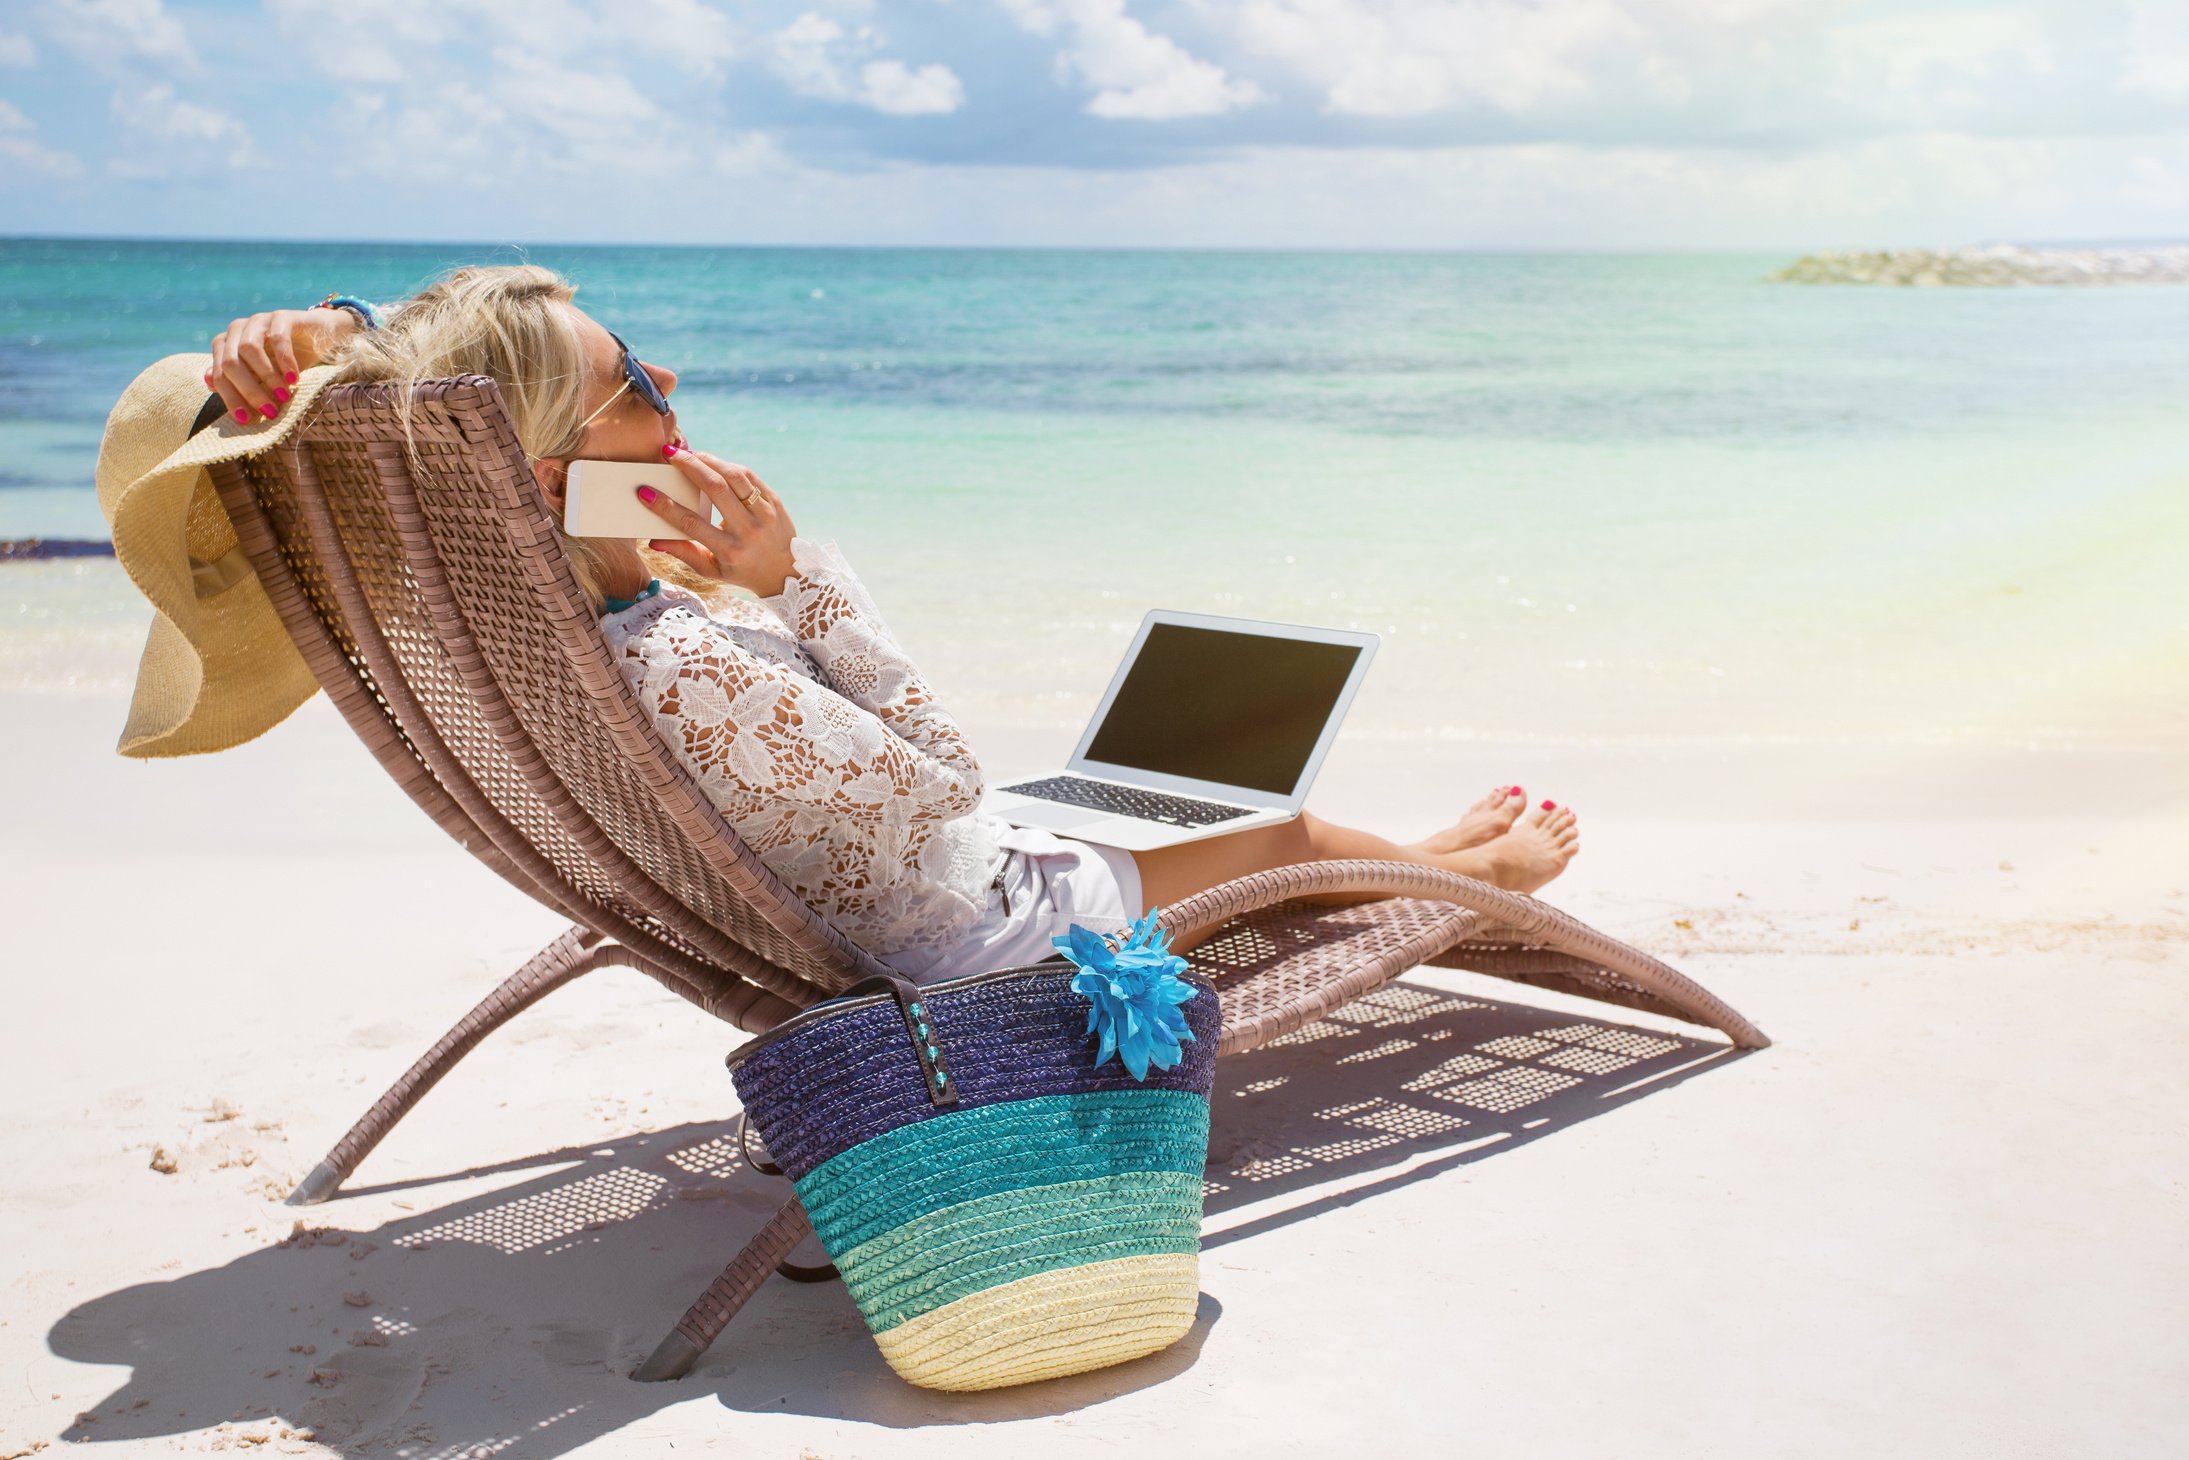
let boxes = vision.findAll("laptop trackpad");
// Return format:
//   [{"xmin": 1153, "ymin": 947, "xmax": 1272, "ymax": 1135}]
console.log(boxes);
[{"xmin": 1001, "ymin": 802, "xmax": 1098, "ymax": 833}]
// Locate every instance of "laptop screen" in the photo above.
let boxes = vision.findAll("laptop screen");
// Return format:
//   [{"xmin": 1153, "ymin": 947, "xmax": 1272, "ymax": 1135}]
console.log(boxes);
[{"xmin": 1082, "ymin": 623, "xmax": 1365, "ymax": 796}]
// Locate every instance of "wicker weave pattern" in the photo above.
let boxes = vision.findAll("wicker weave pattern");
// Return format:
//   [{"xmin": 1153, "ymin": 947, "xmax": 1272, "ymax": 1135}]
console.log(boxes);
[
  {"xmin": 838, "ymin": 1170, "xmax": 1206, "ymax": 1332},
  {"xmin": 219, "ymin": 412, "xmax": 839, "ymax": 1008},
  {"xmin": 305, "ymin": 384, "xmax": 879, "ymax": 997},
  {"xmin": 215, "ymin": 447, "xmax": 771, "ymax": 1020},
  {"xmin": 874, "ymin": 1253, "xmax": 1200, "ymax": 1391},
  {"xmin": 189, "ymin": 374, "xmax": 1767, "ymax": 1383},
  {"xmin": 729, "ymin": 971, "xmax": 1219, "ymax": 1180},
  {"xmin": 795, "ymin": 1090, "xmax": 1211, "ymax": 1252},
  {"xmin": 732, "ymin": 969, "xmax": 1221, "ymax": 1389},
  {"xmin": 1152, "ymin": 861, "xmax": 1766, "ymax": 1054},
  {"xmin": 653, "ymin": 869, "xmax": 1769, "ymax": 1378}
]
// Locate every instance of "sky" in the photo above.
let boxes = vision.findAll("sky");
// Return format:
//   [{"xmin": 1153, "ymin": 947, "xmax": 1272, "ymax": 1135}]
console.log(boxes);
[{"xmin": 0, "ymin": 0, "xmax": 2183, "ymax": 249}]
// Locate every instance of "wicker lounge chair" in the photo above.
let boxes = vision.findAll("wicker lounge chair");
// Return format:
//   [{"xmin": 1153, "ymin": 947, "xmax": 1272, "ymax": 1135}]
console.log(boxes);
[{"xmin": 202, "ymin": 376, "xmax": 1768, "ymax": 1384}]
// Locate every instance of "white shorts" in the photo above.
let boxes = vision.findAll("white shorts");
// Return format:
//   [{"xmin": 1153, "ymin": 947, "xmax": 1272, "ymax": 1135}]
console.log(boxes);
[{"xmin": 888, "ymin": 824, "xmax": 1146, "ymax": 985}]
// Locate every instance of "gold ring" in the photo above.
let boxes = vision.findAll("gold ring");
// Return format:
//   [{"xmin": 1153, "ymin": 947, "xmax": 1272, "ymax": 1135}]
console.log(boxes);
[{"xmin": 740, "ymin": 488, "xmax": 761, "ymax": 508}]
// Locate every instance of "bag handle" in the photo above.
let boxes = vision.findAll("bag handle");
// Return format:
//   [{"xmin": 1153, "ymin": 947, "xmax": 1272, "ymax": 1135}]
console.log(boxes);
[
  {"xmin": 833, "ymin": 972, "xmax": 960, "ymax": 1109},
  {"xmin": 731, "ymin": 1113, "xmax": 841, "ymax": 1283},
  {"xmin": 735, "ymin": 1110, "xmax": 781, "ymax": 1177}
]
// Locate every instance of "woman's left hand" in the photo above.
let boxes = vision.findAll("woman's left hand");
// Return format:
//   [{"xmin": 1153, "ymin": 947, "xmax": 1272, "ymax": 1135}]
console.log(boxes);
[
  {"xmin": 638, "ymin": 446, "xmax": 798, "ymax": 598},
  {"xmin": 205, "ymin": 307, "xmax": 359, "ymax": 422}
]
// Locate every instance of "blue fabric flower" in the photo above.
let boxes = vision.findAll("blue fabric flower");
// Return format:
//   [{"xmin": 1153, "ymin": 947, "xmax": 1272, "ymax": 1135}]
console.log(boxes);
[{"xmin": 1052, "ymin": 908, "xmax": 1201, "ymax": 1081}]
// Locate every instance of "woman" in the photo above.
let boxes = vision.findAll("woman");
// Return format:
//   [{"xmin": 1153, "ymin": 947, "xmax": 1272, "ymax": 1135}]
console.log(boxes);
[{"xmin": 204, "ymin": 265, "xmax": 1580, "ymax": 979}]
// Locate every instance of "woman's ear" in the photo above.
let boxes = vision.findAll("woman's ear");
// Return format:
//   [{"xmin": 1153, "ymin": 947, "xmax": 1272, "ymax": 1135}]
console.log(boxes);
[{"xmin": 532, "ymin": 456, "xmax": 569, "ymax": 513}]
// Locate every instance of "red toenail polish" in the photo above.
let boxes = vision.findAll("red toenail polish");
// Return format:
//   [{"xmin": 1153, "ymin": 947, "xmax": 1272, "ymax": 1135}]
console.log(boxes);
[{"xmin": 1541, "ymin": 800, "xmax": 1554, "ymax": 810}]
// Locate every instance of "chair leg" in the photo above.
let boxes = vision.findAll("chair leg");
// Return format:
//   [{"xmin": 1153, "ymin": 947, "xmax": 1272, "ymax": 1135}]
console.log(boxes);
[
  {"xmin": 633, "ymin": 1195, "xmax": 816, "ymax": 1382},
  {"xmin": 287, "ymin": 924, "xmax": 622, "ymax": 1205}
]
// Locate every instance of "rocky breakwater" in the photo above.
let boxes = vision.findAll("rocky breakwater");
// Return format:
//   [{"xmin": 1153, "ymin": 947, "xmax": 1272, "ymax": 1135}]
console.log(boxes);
[
  {"xmin": 1, "ymin": 537, "xmax": 115, "ymax": 559},
  {"xmin": 1771, "ymin": 245, "xmax": 2189, "ymax": 287}
]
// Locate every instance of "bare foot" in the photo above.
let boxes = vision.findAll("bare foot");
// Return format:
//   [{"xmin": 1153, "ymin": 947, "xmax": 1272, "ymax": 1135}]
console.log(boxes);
[
  {"xmin": 1443, "ymin": 801, "xmax": 1580, "ymax": 894},
  {"xmin": 1415, "ymin": 785, "xmax": 1527, "ymax": 855}
]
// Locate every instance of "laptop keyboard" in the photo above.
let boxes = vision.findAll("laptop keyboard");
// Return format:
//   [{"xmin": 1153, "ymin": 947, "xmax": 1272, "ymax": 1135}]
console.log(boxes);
[{"xmin": 1001, "ymin": 775, "xmax": 1257, "ymax": 829}]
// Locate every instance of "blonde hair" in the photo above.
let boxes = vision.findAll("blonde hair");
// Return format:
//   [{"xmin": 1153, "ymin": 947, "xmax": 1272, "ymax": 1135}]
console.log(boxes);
[{"xmin": 329, "ymin": 263, "xmax": 720, "ymax": 612}]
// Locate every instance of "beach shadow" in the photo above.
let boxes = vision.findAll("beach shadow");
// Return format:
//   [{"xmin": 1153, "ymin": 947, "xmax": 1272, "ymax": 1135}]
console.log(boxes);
[{"xmin": 47, "ymin": 978, "xmax": 1744, "ymax": 1455}]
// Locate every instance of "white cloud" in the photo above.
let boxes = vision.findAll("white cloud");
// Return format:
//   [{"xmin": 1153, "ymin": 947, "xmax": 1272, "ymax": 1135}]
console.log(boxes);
[
  {"xmin": 881, "ymin": 130, "xmax": 2187, "ymax": 249},
  {"xmin": 108, "ymin": 84, "xmax": 261, "ymax": 175},
  {"xmin": 1225, "ymin": 0, "xmax": 1643, "ymax": 116},
  {"xmin": 318, "ymin": 48, "xmax": 706, "ymax": 185},
  {"xmin": 481, "ymin": 127, "xmax": 2189, "ymax": 249},
  {"xmin": 0, "ymin": 131, "xmax": 82, "ymax": 175},
  {"xmin": 14, "ymin": 0, "xmax": 2183, "ymax": 249},
  {"xmin": 858, "ymin": 58, "xmax": 966, "ymax": 115},
  {"xmin": 488, "ymin": 46, "xmax": 666, "ymax": 136},
  {"xmin": 614, "ymin": 0, "xmax": 742, "ymax": 81},
  {"xmin": 716, "ymin": 129, "xmax": 790, "ymax": 175},
  {"xmin": 0, "ymin": 97, "xmax": 83, "ymax": 175},
  {"xmin": 265, "ymin": 0, "xmax": 741, "ymax": 83},
  {"xmin": 39, "ymin": 0, "xmax": 195, "ymax": 71},
  {"xmin": 1002, "ymin": 0, "xmax": 1264, "ymax": 119},
  {"xmin": 770, "ymin": 13, "xmax": 965, "ymax": 115},
  {"xmin": 1830, "ymin": 11, "xmax": 2054, "ymax": 92},
  {"xmin": 472, "ymin": 47, "xmax": 688, "ymax": 177},
  {"xmin": 263, "ymin": 2, "xmax": 747, "ymax": 185},
  {"xmin": 773, "ymin": 13, "xmax": 850, "ymax": 98},
  {"xmin": 2123, "ymin": 150, "xmax": 2187, "ymax": 213},
  {"xmin": 1214, "ymin": 0, "xmax": 2177, "ymax": 142},
  {"xmin": 264, "ymin": 0, "xmax": 459, "ymax": 86},
  {"xmin": 2120, "ymin": 1, "xmax": 2189, "ymax": 102},
  {"xmin": 328, "ymin": 84, "xmax": 512, "ymax": 180}
]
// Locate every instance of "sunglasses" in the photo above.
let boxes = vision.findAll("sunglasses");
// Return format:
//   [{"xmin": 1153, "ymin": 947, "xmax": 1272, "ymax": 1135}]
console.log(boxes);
[{"xmin": 577, "ymin": 330, "xmax": 671, "ymax": 432}]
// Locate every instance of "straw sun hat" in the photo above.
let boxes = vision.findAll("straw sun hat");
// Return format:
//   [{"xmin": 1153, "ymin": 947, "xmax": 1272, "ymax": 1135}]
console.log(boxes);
[{"xmin": 94, "ymin": 352, "xmax": 342, "ymax": 757}]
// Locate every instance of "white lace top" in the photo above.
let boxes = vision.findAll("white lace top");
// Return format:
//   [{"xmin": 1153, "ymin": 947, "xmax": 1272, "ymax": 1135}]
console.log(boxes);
[{"xmin": 599, "ymin": 538, "xmax": 1007, "ymax": 961}]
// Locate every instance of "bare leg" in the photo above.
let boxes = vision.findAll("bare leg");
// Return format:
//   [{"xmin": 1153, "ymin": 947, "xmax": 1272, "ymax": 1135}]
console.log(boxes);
[{"xmin": 1133, "ymin": 804, "xmax": 1579, "ymax": 946}]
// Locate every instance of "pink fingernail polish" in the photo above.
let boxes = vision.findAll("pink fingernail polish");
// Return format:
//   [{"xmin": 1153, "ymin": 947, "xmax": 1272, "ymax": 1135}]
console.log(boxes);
[
  {"xmin": 661, "ymin": 442, "xmax": 679, "ymax": 459},
  {"xmin": 284, "ymin": 370, "xmax": 299, "ymax": 385},
  {"xmin": 202, "ymin": 371, "xmax": 213, "ymax": 387},
  {"xmin": 234, "ymin": 407, "xmax": 249, "ymax": 423},
  {"xmin": 637, "ymin": 486, "xmax": 658, "ymax": 503},
  {"xmin": 274, "ymin": 386, "xmax": 290, "ymax": 403},
  {"xmin": 259, "ymin": 403, "xmax": 278, "ymax": 419}
]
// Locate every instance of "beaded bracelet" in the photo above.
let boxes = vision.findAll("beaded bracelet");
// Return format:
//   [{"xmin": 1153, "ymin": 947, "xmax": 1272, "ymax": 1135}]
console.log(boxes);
[{"xmin": 315, "ymin": 293, "xmax": 383, "ymax": 331}]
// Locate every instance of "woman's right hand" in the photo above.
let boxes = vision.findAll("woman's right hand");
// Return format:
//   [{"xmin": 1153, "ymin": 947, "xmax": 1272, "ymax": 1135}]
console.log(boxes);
[
  {"xmin": 638, "ymin": 447, "xmax": 799, "ymax": 599},
  {"xmin": 205, "ymin": 307, "xmax": 361, "ymax": 423}
]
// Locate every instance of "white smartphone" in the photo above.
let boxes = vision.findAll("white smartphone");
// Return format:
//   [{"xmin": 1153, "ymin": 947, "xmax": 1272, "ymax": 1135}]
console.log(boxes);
[{"xmin": 561, "ymin": 459, "xmax": 705, "ymax": 539}]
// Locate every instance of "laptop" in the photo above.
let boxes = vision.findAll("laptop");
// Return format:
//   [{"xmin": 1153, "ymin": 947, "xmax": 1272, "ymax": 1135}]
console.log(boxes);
[{"xmin": 983, "ymin": 610, "xmax": 1380, "ymax": 852}]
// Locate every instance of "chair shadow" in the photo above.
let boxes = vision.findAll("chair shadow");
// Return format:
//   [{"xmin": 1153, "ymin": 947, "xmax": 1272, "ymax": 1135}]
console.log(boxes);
[{"xmin": 47, "ymin": 977, "xmax": 1746, "ymax": 1455}]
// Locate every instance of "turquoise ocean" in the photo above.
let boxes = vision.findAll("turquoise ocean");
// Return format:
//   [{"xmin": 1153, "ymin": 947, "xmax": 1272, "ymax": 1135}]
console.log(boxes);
[{"xmin": 3, "ymin": 238, "xmax": 2184, "ymax": 752}]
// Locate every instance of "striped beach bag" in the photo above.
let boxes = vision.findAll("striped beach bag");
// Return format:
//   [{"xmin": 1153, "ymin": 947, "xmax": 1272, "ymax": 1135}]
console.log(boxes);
[{"xmin": 726, "ymin": 913, "xmax": 1220, "ymax": 1391}]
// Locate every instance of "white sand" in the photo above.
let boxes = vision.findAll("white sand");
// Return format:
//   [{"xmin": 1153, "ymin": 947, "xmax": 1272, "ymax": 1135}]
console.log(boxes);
[{"xmin": 2, "ymin": 673, "xmax": 2184, "ymax": 1458}]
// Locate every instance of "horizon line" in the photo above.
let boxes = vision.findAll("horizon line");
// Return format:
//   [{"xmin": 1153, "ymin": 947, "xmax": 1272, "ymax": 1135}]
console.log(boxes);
[{"xmin": 4, "ymin": 231, "xmax": 2186, "ymax": 256}]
